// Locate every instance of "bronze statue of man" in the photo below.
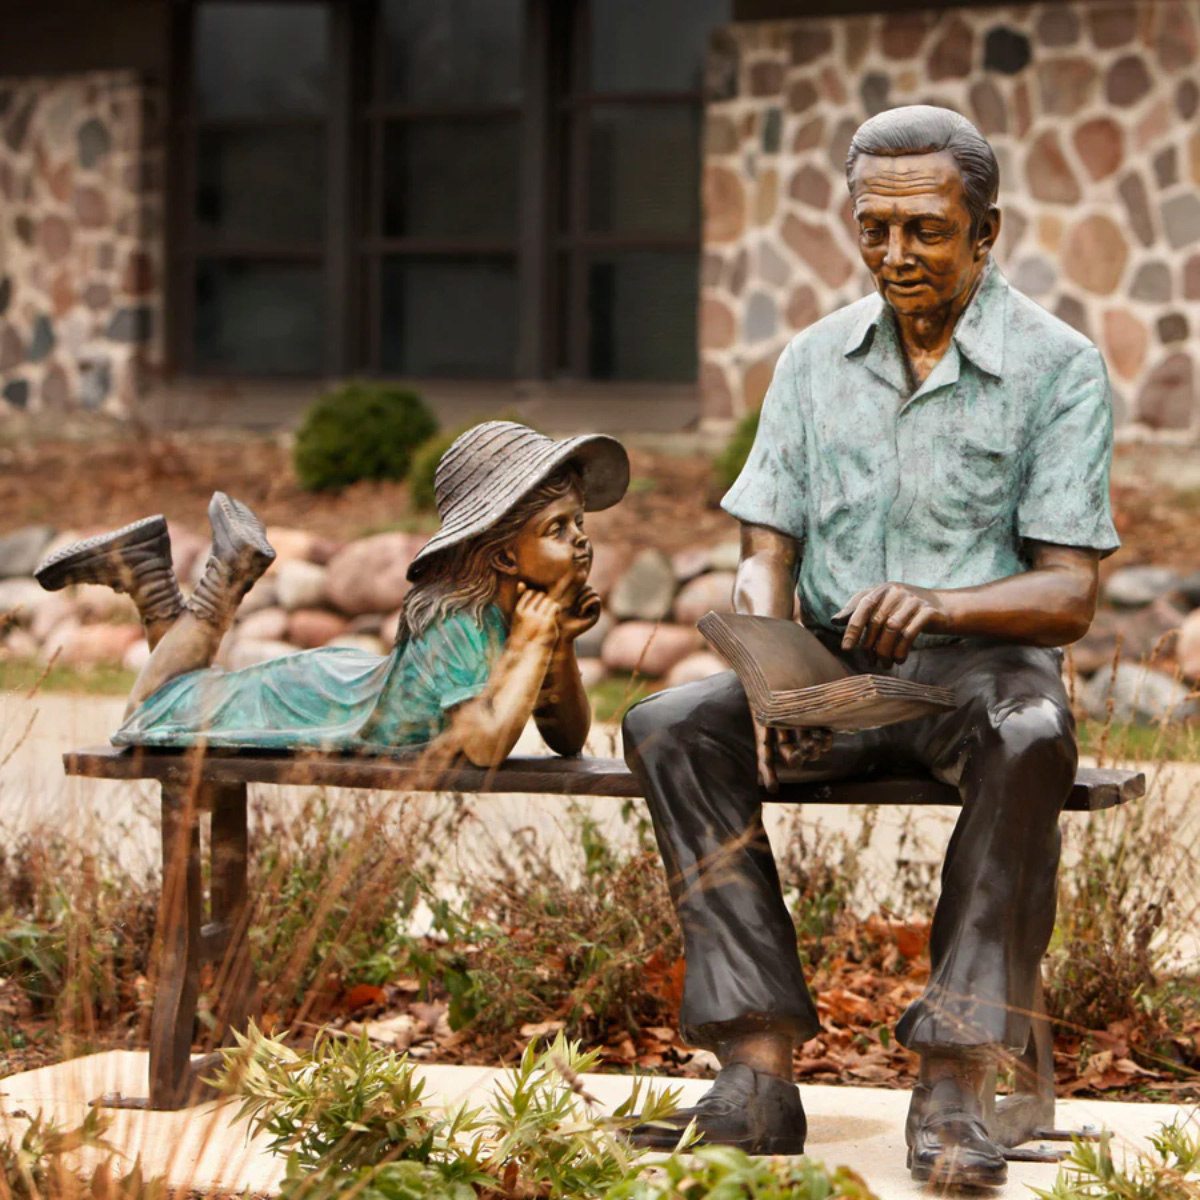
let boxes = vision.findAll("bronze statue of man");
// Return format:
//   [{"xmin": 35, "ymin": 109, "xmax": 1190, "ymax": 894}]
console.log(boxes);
[{"xmin": 623, "ymin": 105, "xmax": 1118, "ymax": 1187}]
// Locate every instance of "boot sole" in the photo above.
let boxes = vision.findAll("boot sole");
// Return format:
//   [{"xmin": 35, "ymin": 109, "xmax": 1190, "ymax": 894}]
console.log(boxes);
[
  {"xmin": 630, "ymin": 1124, "xmax": 807, "ymax": 1156},
  {"xmin": 208, "ymin": 492, "xmax": 276, "ymax": 574},
  {"xmin": 907, "ymin": 1147, "xmax": 1007, "ymax": 1188},
  {"xmin": 34, "ymin": 515, "xmax": 169, "ymax": 591}
]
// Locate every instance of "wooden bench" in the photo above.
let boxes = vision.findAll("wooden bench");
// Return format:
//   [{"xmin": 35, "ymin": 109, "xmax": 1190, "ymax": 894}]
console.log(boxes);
[{"xmin": 64, "ymin": 745, "xmax": 1144, "ymax": 1154}]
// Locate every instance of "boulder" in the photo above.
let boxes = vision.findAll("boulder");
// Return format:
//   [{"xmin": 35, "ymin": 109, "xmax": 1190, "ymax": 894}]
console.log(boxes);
[
  {"xmin": 309, "ymin": 536, "xmax": 346, "ymax": 566},
  {"xmin": 577, "ymin": 656, "xmax": 608, "ymax": 689},
  {"xmin": 187, "ymin": 543, "xmax": 211, "ymax": 588},
  {"xmin": 670, "ymin": 546, "xmax": 715, "ymax": 584},
  {"xmin": 274, "ymin": 560, "xmax": 328, "ymax": 611},
  {"xmin": 325, "ymin": 533, "xmax": 426, "ymax": 616},
  {"xmin": 236, "ymin": 606, "xmax": 290, "ymax": 642},
  {"xmin": 30, "ymin": 591, "xmax": 77, "ymax": 642},
  {"xmin": 288, "ymin": 608, "xmax": 351, "ymax": 649},
  {"xmin": 664, "ymin": 651, "xmax": 729, "ymax": 689},
  {"xmin": 348, "ymin": 612, "xmax": 385, "ymax": 636},
  {"xmin": 226, "ymin": 638, "xmax": 299, "ymax": 672},
  {"xmin": 1104, "ymin": 565, "xmax": 1182, "ymax": 608},
  {"xmin": 1176, "ymin": 569, "xmax": 1200, "ymax": 610},
  {"xmin": 168, "ymin": 524, "xmax": 208, "ymax": 582},
  {"xmin": 0, "ymin": 526, "xmax": 56, "ymax": 578},
  {"xmin": 264, "ymin": 526, "xmax": 320, "ymax": 563},
  {"xmin": 1079, "ymin": 659, "xmax": 1197, "ymax": 723},
  {"xmin": 122, "ymin": 637, "xmax": 151, "ymax": 674},
  {"xmin": 239, "ymin": 576, "xmax": 279, "ymax": 616},
  {"xmin": 40, "ymin": 616, "xmax": 82, "ymax": 663},
  {"xmin": 673, "ymin": 571, "xmax": 737, "ymax": 626},
  {"xmin": 574, "ymin": 608, "xmax": 615, "ymax": 659},
  {"xmin": 708, "ymin": 540, "xmax": 743, "ymax": 572},
  {"xmin": 0, "ymin": 577, "xmax": 47, "ymax": 624},
  {"xmin": 326, "ymin": 634, "xmax": 387, "ymax": 656},
  {"xmin": 588, "ymin": 543, "xmax": 627, "ymax": 601},
  {"xmin": 1176, "ymin": 608, "xmax": 1200, "ymax": 678},
  {"xmin": 600, "ymin": 620, "xmax": 703, "ymax": 677},
  {"xmin": 608, "ymin": 549, "xmax": 677, "ymax": 621},
  {"xmin": 56, "ymin": 622, "xmax": 143, "ymax": 668},
  {"xmin": 1066, "ymin": 608, "xmax": 1124, "ymax": 676},
  {"xmin": 0, "ymin": 628, "xmax": 39, "ymax": 660},
  {"xmin": 380, "ymin": 609, "xmax": 402, "ymax": 647},
  {"xmin": 73, "ymin": 582, "xmax": 138, "ymax": 623}
]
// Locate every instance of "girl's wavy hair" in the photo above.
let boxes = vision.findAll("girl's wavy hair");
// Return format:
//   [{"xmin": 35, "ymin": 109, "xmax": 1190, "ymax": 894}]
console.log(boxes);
[{"xmin": 395, "ymin": 464, "xmax": 584, "ymax": 645}]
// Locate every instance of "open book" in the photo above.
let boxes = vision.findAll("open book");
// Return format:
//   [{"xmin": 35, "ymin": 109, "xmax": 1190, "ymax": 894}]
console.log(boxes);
[{"xmin": 697, "ymin": 610, "xmax": 960, "ymax": 732}]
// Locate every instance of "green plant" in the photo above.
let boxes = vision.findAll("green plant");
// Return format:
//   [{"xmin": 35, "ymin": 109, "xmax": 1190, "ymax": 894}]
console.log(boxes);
[
  {"xmin": 293, "ymin": 383, "xmax": 438, "ymax": 493},
  {"xmin": 1032, "ymin": 1118, "xmax": 1200, "ymax": 1199},
  {"xmin": 713, "ymin": 408, "xmax": 761, "ymax": 491},
  {"xmin": 216, "ymin": 1025, "xmax": 684, "ymax": 1200},
  {"xmin": 408, "ymin": 426, "xmax": 464, "ymax": 512}
]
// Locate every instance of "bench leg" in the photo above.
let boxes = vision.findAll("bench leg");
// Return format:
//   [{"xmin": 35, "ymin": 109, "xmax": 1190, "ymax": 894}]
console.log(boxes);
[
  {"xmin": 146, "ymin": 778, "xmax": 204, "ymax": 1110},
  {"xmin": 206, "ymin": 782, "xmax": 262, "ymax": 1051}
]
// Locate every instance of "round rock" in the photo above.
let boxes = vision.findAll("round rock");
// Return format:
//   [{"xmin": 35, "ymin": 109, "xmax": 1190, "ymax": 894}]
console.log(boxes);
[
  {"xmin": 600, "ymin": 620, "xmax": 703, "ymax": 677},
  {"xmin": 1104, "ymin": 565, "xmax": 1182, "ymax": 608},
  {"xmin": 608, "ymin": 548, "xmax": 678, "ymax": 622}
]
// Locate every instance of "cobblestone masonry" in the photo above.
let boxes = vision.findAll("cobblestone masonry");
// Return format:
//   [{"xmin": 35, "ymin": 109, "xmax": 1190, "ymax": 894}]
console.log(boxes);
[
  {"xmin": 701, "ymin": 1, "xmax": 1200, "ymax": 433},
  {"xmin": 0, "ymin": 71, "xmax": 164, "ymax": 417}
]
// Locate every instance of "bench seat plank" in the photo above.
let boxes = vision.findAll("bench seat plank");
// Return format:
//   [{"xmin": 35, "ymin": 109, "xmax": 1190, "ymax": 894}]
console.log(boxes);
[{"xmin": 64, "ymin": 746, "xmax": 1145, "ymax": 812}]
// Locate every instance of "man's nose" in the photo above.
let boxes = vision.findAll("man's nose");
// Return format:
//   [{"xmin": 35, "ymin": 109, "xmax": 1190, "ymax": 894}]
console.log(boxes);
[{"xmin": 883, "ymin": 226, "xmax": 909, "ymax": 268}]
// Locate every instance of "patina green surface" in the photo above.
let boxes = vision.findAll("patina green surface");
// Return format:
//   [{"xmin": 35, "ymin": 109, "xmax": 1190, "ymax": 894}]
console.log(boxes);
[
  {"xmin": 112, "ymin": 605, "xmax": 508, "ymax": 750},
  {"xmin": 721, "ymin": 262, "xmax": 1121, "ymax": 640}
]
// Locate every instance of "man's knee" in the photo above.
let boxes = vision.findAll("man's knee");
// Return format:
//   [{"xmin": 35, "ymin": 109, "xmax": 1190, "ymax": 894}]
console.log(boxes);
[
  {"xmin": 980, "ymin": 695, "xmax": 1077, "ymax": 786},
  {"xmin": 622, "ymin": 671, "xmax": 747, "ymax": 766}
]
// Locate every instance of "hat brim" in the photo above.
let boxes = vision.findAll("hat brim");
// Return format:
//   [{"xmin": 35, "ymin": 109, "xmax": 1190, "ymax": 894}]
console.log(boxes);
[{"xmin": 407, "ymin": 433, "xmax": 630, "ymax": 580}]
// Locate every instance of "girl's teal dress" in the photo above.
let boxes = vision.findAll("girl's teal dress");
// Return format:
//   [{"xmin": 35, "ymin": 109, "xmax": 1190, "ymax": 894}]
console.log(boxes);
[{"xmin": 112, "ymin": 606, "xmax": 508, "ymax": 751}]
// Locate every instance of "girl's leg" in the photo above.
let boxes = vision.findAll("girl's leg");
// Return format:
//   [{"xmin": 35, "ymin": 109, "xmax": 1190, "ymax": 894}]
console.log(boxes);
[
  {"xmin": 34, "ymin": 514, "xmax": 184, "ymax": 649},
  {"xmin": 126, "ymin": 493, "xmax": 275, "ymax": 714}
]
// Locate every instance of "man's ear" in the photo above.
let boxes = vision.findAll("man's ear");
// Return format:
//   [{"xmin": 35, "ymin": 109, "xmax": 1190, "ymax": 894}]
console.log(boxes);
[
  {"xmin": 974, "ymin": 206, "xmax": 1001, "ymax": 260},
  {"xmin": 493, "ymin": 547, "xmax": 519, "ymax": 577}
]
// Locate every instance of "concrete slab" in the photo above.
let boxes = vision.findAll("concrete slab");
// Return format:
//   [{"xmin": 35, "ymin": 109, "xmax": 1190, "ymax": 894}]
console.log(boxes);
[{"xmin": 1, "ymin": 1052, "xmax": 1192, "ymax": 1198}]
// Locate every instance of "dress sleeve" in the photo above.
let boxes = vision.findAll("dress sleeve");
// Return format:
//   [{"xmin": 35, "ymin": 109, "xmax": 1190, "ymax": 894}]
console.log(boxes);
[
  {"xmin": 720, "ymin": 338, "xmax": 808, "ymax": 543},
  {"xmin": 1016, "ymin": 345, "xmax": 1121, "ymax": 556},
  {"xmin": 407, "ymin": 611, "xmax": 502, "ymax": 713}
]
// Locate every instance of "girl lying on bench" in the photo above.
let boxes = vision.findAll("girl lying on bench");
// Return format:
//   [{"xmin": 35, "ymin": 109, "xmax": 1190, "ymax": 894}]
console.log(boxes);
[{"xmin": 34, "ymin": 421, "xmax": 629, "ymax": 767}]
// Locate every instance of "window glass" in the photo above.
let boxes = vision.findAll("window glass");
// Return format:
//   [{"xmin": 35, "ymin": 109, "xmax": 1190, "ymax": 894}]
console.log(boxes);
[
  {"xmin": 194, "ymin": 261, "xmax": 325, "ymax": 373},
  {"xmin": 589, "ymin": 0, "xmax": 731, "ymax": 93},
  {"xmin": 587, "ymin": 105, "xmax": 700, "ymax": 236},
  {"xmin": 381, "ymin": 0, "xmax": 523, "ymax": 105},
  {"xmin": 380, "ymin": 258, "xmax": 517, "ymax": 376},
  {"xmin": 382, "ymin": 120, "xmax": 520, "ymax": 239},
  {"xmin": 587, "ymin": 252, "xmax": 697, "ymax": 381},
  {"xmin": 195, "ymin": 3, "xmax": 328, "ymax": 118},
  {"xmin": 196, "ymin": 128, "xmax": 325, "ymax": 244}
]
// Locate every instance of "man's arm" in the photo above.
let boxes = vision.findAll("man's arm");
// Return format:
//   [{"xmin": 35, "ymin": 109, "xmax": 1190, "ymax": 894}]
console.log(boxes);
[{"xmin": 834, "ymin": 541, "xmax": 1101, "ymax": 666}]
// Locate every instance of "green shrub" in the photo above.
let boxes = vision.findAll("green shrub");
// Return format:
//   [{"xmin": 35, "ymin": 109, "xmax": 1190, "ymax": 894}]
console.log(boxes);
[
  {"xmin": 713, "ymin": 408, "xmax": 761, "ymax": 490},
  {"xmin": 408, "ymin": 427, "xmax": 464, "ymax": 513},
  {"xmin": 293, "ymin": 384, "xmax": 438, "ymax": 493}
]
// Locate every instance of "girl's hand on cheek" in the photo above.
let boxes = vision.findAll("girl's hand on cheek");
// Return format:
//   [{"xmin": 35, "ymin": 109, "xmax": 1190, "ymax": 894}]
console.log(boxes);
[
  {"xmin": 511, "ymin": 579, "xmax": 568, "ymax": 649},
  {"xmin": 559, "ymin": 584, "xmax": 602, "ymax": 642}
]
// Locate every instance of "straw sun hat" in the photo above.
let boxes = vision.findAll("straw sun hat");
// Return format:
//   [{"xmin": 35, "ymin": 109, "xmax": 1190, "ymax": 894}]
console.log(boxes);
[{"xmin": 407, "ymin": 421, "xmax": 630, "ymax": 581}]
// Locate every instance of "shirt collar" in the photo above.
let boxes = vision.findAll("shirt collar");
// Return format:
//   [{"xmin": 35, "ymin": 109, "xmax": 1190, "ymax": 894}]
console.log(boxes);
[{"xmin": 843, "ymin": 258, "xmax": 1008, "ymax": 383}]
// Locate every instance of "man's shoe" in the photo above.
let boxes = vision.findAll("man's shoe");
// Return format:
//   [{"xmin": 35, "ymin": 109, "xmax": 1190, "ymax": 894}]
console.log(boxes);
[
  {"xmin": 906, "ymin": 1083, "xmax": 1007, "ymax": 1188},
  {"xmin": 629, "ymin": 1063, "xmax": 806, "ymax": 1155},
  {"xmin": 34, "ymin": 514, "xmax": 183, "ymax": 626}
]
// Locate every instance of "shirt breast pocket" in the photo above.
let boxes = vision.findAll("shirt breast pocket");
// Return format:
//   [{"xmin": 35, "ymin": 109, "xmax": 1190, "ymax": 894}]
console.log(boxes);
[{"xmin": 935, "ymin": 433, "xmax": 1018, "ymax": 527}]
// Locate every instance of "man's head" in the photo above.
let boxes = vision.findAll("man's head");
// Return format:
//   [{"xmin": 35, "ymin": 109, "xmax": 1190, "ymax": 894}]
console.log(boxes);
[{"xmin": 845, "ymin": 105, "xmax": 1001, "ymax": 319}]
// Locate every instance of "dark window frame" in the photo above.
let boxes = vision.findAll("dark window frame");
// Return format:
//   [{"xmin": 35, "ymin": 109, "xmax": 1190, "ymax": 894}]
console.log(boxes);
[{"xmin": 169, "ymin": 0, "xmax": 717, "ymax": 384}]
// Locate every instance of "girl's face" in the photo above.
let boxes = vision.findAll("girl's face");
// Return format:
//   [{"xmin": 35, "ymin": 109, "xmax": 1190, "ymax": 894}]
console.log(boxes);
[{"xmin": 505, "ymin": 486, "xmax": 591, "ymax": 593}]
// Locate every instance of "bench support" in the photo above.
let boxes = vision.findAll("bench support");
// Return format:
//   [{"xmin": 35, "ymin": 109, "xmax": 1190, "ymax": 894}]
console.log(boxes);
[{"xmin": 96, "ymin": 778, "xmax": 261, "ymax": 1111}]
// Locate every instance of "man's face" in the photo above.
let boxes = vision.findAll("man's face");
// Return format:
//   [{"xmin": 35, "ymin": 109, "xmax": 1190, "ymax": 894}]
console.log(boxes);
[{"xmin": 849, "ymin": 150, "xmax": 996, "ymax": 319}]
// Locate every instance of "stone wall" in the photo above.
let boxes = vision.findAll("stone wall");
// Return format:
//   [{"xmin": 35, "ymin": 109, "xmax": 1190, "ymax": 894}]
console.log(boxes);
[
  {"xmin": 0, "ymin": 71, "xmax": 164, "ymax": 417},
  {"xmin": 700, "ymin": 1, "xmax": 1200, "ymax": 432}
]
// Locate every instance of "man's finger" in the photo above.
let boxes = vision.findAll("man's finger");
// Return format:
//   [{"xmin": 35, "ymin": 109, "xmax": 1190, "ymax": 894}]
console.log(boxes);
[
  {"xmin": 861, "ymin": 588, "xmax": 906, "ymax": 654},
  {"xmin": 832, "ymin": 589, "xmax": 870, "ymax": 625},
  {"xmin": 755, "ymin": 724, "xmax": 779, "ymax": 793},
  {"xmin": 893, "ymin": 607, "xmax": 937, "ymax": 664},
  {"xmin": 841, "ymin": 587, "xmax": 886, "ymax": 650},
  {"xmin": 873, "ymin": 596, "xmax": 922, "ymax": 664}
]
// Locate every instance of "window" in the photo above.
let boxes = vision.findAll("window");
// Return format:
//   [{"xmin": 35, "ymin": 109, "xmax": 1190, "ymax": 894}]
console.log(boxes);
[
  {"xmin": 177, "ymin": 0, "xmax": 730, "ymax": 383},
  {"xmin": 182, "ymin": 2, "xmax": 330, "ymax": 374}
]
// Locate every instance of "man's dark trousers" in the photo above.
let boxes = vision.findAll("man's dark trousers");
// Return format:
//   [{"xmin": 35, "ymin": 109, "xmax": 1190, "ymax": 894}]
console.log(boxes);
[{"xmin": 621, "ymin": 639, "xmax": 1076, "ymax": 1057}]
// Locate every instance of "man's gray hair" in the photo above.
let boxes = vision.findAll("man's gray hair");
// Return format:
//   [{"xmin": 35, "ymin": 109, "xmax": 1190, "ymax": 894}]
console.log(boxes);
[{"xmin": 845, "ymin": 105, "xmax": 999, "ymax": 235}]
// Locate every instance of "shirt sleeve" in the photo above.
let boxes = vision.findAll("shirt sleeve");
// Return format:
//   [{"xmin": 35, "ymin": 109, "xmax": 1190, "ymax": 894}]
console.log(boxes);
[
  {"xmin": 405, "ymin": 612, "xmax": 499, "ymax": 713},
  {"xmin": 720, "ymin": 338, "xmax": 808, "ymax": 543},
  {"xmin": 1016, "ymin": 345, "xmax": 1121, "ymax": 556}
]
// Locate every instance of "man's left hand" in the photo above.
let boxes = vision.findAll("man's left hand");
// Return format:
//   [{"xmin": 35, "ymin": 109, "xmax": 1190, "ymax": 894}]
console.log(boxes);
[{"xmin": 833, "ymin": 583, "xmax": 948, "ymax": 667}]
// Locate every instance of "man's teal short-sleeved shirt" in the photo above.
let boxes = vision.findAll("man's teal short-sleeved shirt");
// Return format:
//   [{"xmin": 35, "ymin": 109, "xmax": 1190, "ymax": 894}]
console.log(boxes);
[{"xmin": 721, "ymin": 263, "xmax": 1121, "ymax": 636}]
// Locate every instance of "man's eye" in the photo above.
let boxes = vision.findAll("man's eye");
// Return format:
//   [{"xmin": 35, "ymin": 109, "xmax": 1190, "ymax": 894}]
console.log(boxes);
[
  {"xmin": 861, "ymin": 227, "xmax": 885, "ymax": 243},
  {"xmin": 917, "ymin": 227, "xmax": 948, "ymax": 243}
]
